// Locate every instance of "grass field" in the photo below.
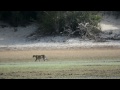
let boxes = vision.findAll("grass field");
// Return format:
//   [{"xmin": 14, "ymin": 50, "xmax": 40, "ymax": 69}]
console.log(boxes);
[{"xmin": 0, "ymin": 48, "xmax": 120, "ymax": 79}]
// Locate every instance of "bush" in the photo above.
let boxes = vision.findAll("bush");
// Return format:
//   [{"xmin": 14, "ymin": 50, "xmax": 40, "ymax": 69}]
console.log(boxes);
[
  {"xmin": 0, "ymin": 11, "xmax": 102, "ymax": 38},
  {"xmin": 36, "ymin": 11, "xmax": 102, "ymax": 36},
  {"xmin": 0, "ymin": 11, "xmax": 37, "ymax": 27}
]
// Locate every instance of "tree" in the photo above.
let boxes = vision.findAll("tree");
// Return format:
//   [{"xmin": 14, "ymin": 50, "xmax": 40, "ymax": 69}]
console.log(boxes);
[
  {"xmin": 36, "ymin": 11, "xmax": 101, "ymax": 37},
  {"xmin": 0, "ymin": 11, "xmax": 37, "ymax": 27},
  {"xmin": 0, "ymin": 11, "xmax": 102, "ymax": 40}
]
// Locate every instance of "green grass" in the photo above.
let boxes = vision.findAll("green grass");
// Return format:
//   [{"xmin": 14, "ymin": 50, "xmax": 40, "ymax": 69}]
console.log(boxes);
[
  {"xmin": 1, "ymin": 59, "xmax": 120, "ymax": 79},
  {"xmin": 0, "ymin": 49, "xmax": 120, "ymax": 79}
]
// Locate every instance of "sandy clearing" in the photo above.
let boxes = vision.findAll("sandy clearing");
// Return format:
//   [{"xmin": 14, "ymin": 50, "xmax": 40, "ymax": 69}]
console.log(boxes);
[
  {"xmin": 0, "ymin": 49, "xmax": 120, "ymax": 62},
  {"xmin": 100, "ymin": 15, "xmax": 120, "ymax": 31}
]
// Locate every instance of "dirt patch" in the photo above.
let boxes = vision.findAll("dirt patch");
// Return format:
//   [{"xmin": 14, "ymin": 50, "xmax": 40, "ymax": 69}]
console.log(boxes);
[{"xmin": 0, "ymin": 48, "xmax": 120, "ymax": 62}]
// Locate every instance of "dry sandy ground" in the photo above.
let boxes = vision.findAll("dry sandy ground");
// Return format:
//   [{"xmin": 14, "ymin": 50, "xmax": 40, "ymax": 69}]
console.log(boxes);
[{"xmin": 0, "ymin": 48, "xmax": 120, "ymax": 62}]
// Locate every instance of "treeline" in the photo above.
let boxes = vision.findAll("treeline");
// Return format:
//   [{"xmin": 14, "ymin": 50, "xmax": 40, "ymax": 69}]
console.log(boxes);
[
  {"xmin": 0, "ymin": 11, "xmax": 120, "ymax": 36},
  {"xmin": 0, "ymin": 11, "xmax": 101, "ymax": 35},
  {"xmin": 0, "ymin": 11, "xmax": 119, "ymax": 37},
  {"xmin": 1, "ymin": 11, "xmax": 120, "ymax": 41},
  {"xmin": 0, "ymin": 11, "xmax": 37, "ymax": 27}
]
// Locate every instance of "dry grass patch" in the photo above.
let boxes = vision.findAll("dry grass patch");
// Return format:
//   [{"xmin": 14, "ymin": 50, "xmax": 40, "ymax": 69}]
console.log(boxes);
[{"xmin": 0, "ymin": 49, "xmax": 120, "ymax": 62}]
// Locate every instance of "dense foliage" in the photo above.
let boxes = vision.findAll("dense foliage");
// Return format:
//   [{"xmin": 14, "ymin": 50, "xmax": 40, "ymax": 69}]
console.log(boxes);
[
  {"xmin": 0, "ymin": 11, "xmax": 37, "ymax": 27},
  {"xmin": 0, "ymin": 11, "xmax": 107, "ymax": 38}
]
